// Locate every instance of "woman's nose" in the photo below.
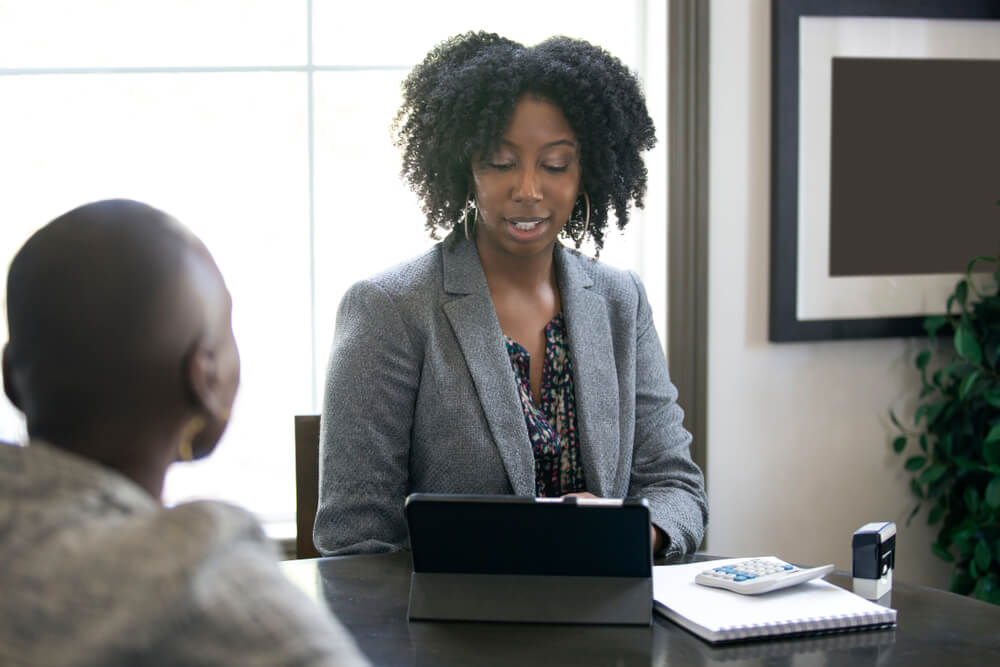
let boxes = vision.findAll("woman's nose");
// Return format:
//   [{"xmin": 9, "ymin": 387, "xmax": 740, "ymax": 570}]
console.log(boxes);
[{"xmin": 512, "ymin": 166, "xmax": 542, "ymax": 202}]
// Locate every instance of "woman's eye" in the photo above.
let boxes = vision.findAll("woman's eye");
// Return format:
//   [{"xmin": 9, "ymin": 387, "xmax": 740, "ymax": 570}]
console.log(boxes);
[
  {"xmin": 544, "ymin": 164, "xmax": 569, "ymax": 173},
  {"xmin": 488, "ymin": 162, "xmax": 514, "ymax": 170}
]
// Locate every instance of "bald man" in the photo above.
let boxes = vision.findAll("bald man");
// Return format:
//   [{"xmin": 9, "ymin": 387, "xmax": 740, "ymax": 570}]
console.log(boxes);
[{"xmin": 0, "ymin": 200, "xmax": 368, "ymax": 666}]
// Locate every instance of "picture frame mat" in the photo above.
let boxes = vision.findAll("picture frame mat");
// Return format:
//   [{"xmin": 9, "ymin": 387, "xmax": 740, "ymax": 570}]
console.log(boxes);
[{"xmin": 796, "ymin": 16, "xmax": 1000, "ymax": 321}]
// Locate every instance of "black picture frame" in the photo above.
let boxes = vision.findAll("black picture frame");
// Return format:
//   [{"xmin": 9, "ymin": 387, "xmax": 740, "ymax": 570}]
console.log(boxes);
[{"xmin": 769, "ymin": 0, "xmax": 1000, "ymax": 342}]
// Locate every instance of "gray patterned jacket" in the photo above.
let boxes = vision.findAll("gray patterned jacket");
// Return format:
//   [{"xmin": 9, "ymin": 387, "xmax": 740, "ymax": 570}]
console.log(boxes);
[
  {"xmin": 315, "ymin": 233, "xmax": 708, "ymax": 558},
  {"xmin": 0, "ymin": 441, "xmax": 368, "ymax": 667}
]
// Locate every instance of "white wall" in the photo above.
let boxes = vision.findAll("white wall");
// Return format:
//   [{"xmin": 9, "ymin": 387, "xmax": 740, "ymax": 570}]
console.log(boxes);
[{"xmin": 704, "ymin": 0, "xmax": 952, "ymax": 589}]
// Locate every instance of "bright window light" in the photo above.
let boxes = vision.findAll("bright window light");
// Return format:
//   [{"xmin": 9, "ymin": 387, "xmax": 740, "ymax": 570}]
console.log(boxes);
[{"xmin": 0, "ymin": 1, "xmax": 666, "ymax": 537}]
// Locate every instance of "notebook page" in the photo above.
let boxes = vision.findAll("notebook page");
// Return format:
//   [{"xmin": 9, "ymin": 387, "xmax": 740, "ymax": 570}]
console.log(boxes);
[{"xmin": 653, "ymin": 559, "xmax": 896, "ymax": 636}]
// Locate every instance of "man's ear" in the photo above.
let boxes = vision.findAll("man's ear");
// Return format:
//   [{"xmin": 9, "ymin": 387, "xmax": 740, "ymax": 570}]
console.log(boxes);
[
  {"xmin": 182, "ymin": 343, "xmax": 228, "ymax": 422},
  {"xmin": 3, "ymin": 344, "xmax": 22, "ymax": 411}
]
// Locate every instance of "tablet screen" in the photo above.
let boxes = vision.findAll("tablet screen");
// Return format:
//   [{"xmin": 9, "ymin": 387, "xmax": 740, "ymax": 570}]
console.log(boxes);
[{"xmin": 405, "ymin": 494, "xmax": 651, "ymax": 578}]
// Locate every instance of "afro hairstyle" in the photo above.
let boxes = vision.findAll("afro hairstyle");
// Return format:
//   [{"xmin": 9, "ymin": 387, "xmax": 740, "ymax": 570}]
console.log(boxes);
[{"xmin": 392, "ymin": 31, "xmax": 657, "ymax": 252}]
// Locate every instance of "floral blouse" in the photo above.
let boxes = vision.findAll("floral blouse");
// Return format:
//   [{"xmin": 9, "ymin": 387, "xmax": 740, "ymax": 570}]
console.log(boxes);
[{"xmin": 504, "ymin": 313, "xmax": 587, "ymax": 497}]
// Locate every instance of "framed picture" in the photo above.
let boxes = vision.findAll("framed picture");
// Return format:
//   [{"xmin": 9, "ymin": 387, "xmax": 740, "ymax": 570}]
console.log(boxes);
[{"xmin": 770, "ymin": 0, "xmax": 1000, "ymax": 342}]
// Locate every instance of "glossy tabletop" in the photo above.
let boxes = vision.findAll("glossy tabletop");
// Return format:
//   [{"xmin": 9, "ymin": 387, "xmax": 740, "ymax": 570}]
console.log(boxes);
[{"xmin": 280, "ymin": 552, "xmax": 1000, "ymax": 666}]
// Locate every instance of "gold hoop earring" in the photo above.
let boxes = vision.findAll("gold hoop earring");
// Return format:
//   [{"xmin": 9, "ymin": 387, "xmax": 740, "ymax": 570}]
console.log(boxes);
[
  {"xmin": 177, "ymin": 415, "xmax": 205, "ymax": 462},
  {"xmin": 576, "ymin": 191, "xmax": 591, "ymax": 245},
  {"xmin": 463, "ymin": 193, "xmax": 479, "ymax": 241}
]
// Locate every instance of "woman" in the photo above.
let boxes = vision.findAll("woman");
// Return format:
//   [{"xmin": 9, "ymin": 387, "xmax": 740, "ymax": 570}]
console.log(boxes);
[
  {"xmin": 315, "ymin": 32, "xmax": 707, "ymax": 559},
  {"xmin": 0, "ymin": 200, "xmax": 367, "ymax": 666}
]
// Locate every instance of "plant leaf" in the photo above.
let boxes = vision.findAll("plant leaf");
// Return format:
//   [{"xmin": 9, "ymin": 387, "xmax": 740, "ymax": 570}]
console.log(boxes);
[
  {"xmin": 892, "ymin": 436, "xmax": 906, "ymax": 453},
  {"xmin": 951, "ymin": 569, "xmax": 975, "ymax": 595},
  {"xmin": 953, "ymin": 456, "xmax": 979, "ymax": 473},
  {"xmin": 922, "ymin": 369, "xmax": 934, "ymax": 393},
  {"xmin": 986, "ymin": 423, "xmax": 1000, "ymax": 444},
  {"xmin": 940, "ymin": 360, "xmax": 964, "ymax": 381},
  {"xmin": 975, "ymin": 539, "xmax": 992, "ymax": 572},
  {"xmin": 910, "ymin": 478, "xmax": 924, "ymax": 499},
  {"xmin": 974, "ymin": 575, "xmax": 994, "ymax": 602},
  {"xmin": 959, "ymin": 370, "xmax": 980, "ymax": 400},
  {"xmin": 928, "ymin": 475, "xmax": 951, "ymax": 499},
  {"xmin": 906, "ymin": 502, "xmax": 922, "ymax": 526},
  {"xmin": 937, "ymin": 438, "xmax": 953, "ymax": 461},
  {"xmin": 966, "ymin": 255, "xmax": 997, "ymax": 274},
  {"xmin": 955, "ymin": 280, "xmax": 969, "ymax": 308},
  {"xmin": 985, "ymin": 389, "xmax": 1000, "ymax": 409},
  {"xmin": 889, "ymin": 410, "xmax": 904, "ymax": 431},
  {"xmin": 905, "ymin": 456, "xmax": 927, "ymax": 471},
  {"xmin": 954, "ymin": 324, "xmax": 982, "ymax": 364},
  {"xmin": 932, "ymin": 542, "xmax": 955, "ymax": 562},
  {"xmin": 950, "ymin": 522, "xmax": 978, "ymax": 544},
  {"xmin": 919, "ymin": 433, "xmax": 928, "ymax": 453},
  {"xmin": 927, "ymin": 504, "xmax": 946, "ymax": 525},
  {"xmin": 915, "ymin": 349, "xmax": 931, "ymax": 370},
  {"xmin": 965, "ymin": 486, "xmax": 979, "ymax": 512},
  {"xmin": 986, "ymin": 477, "xmax": 1000, "ymax": 510},
  {"xmin": 923, "ymin": 315, "xmax": 947, "ymax": 339},
  {"xmin": 919, "ymin": 463, "xmax": 947, "ymax": 484},
  {"xmin": 985, "ymin": 442, "xmax": 1000, "ymax": 467},
  {"xmin": 954, "ymin": 537, "xmax": 974, "ymax": 557}
]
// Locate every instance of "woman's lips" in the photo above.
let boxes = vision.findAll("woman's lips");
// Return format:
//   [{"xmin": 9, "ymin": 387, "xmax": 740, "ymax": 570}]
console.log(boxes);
[
  {"xmin": 506, "ymin": 217, "xmax": 548, "ymax": 233},
  {"xmin": 513, "ymin": 220, "xmax": 541, "ymax": 231}
]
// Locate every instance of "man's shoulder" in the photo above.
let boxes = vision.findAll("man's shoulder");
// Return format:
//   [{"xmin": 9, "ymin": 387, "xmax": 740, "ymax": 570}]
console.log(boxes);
[{"xmin": 161, "ymin": 500, "xmax": 271, "ymax": 552}]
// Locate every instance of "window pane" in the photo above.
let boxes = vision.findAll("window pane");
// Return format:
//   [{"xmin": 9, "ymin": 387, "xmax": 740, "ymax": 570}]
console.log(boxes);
[
  {"xmin": 311, "ymin": 70, "xmax": 435, "ymax": 400},
  {"xmin": 0, "ymin": 0, "xmax": 306, "ymax": 68},
  {"xmin": 312, "ymin": 0, "xmax": 642, "ymax": 68},
  {"xmin": 0, "ymin": 3, "xmax": 667, "ymax": 537},
  {"xmin": 0, "ymin": 72, "xmax": 311, "ymax": 524}
]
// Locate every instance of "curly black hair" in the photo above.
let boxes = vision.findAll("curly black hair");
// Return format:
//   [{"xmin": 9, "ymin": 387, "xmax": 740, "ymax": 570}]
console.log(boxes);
[{"xmin": 392, "ymin": 31, "xmax": 657, "ymax": 252}]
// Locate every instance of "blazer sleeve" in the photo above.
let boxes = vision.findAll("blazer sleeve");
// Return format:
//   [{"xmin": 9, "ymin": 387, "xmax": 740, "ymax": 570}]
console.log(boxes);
[
  {"xmin": 627, "ymin": 273, "xmax": 708, "ymax": 559},
  {"xmin": 314, "ymin": 279, "xmax": 419, "ymax": 555}
]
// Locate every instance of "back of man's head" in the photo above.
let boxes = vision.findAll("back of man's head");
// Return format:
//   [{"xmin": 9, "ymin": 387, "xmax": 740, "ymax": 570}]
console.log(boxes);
[{"xmin": 3, "ymin": 199, "xmax": 206, "ymax": 444}]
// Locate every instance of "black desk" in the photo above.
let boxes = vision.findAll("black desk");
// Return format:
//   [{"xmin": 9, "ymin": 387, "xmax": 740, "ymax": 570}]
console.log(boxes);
[{"xmin": 280, "ymin": 552, "xmax": 1000, "ymax": 666}]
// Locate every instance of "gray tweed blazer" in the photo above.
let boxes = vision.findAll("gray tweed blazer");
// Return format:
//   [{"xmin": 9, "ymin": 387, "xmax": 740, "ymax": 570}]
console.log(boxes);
[{"xmin": 314, "ymin": 232, "xmax": 707, "ymax": 558}]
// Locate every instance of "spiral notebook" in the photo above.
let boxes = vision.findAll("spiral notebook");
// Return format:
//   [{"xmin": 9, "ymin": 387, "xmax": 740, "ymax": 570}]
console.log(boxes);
[{"xmin": 653, "ymin": 558, "xmax": 897, "ymax": 644}]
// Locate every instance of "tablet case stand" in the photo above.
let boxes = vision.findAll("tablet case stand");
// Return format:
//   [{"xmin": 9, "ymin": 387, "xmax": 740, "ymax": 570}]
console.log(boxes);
[{"xmin": 408, "ymin": 572, "xmax": 653, "ymax": 625}]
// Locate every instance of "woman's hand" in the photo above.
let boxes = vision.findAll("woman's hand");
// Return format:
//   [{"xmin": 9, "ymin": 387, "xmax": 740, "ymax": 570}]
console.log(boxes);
[
  {"xmin": 560, "ymin": 492, "xmax": 599, "ymax": 500},
  {"xmin": 561, "ymin": 492, "xmax": 666, "ymax": 553}
]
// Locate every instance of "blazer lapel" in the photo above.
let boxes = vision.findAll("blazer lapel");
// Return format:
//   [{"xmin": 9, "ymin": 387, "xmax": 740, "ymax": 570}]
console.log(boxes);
[
  {"xmin": 555, "ymin": 246, "xmax": 621, "ymax": 497},
  {"xmin": 441, "ymin": 235, "xmax": 536, "ymax": 496}
]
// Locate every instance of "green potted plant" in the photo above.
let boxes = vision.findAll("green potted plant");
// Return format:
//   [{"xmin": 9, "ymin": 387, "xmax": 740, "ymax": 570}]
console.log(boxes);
[{"xmin": 891, "ymin": 250, "xmax": 1000, "ymax": 605}]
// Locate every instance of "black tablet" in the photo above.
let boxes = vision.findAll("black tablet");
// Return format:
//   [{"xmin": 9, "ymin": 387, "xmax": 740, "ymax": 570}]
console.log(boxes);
[{"xmin": 404, "ymin": 493, "xmax": 652, "ymax": 578}]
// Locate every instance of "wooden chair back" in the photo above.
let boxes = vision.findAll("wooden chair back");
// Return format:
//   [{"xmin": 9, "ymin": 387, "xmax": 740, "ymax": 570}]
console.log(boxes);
[{"xmin": 294, "ymin": 414, "xmax": 322, "ymax": 559}]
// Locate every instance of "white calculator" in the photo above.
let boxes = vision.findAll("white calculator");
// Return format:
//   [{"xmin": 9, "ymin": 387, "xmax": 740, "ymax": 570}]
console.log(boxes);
[{"xmin": 695, "ymin": 557, "xmax": 836, "ymax": 595}]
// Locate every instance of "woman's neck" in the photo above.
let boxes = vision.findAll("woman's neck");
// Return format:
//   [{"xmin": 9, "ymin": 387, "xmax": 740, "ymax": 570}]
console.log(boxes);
[{"xmin": 475, "ymin": 238, "xmax": 558, "ymax": 293}]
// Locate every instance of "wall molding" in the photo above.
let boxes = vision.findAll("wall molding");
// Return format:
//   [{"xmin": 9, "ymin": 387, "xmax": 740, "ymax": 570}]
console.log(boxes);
[{"xmin": 668, "ymin": 0, "xmax": 710, "ymax": 482}]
